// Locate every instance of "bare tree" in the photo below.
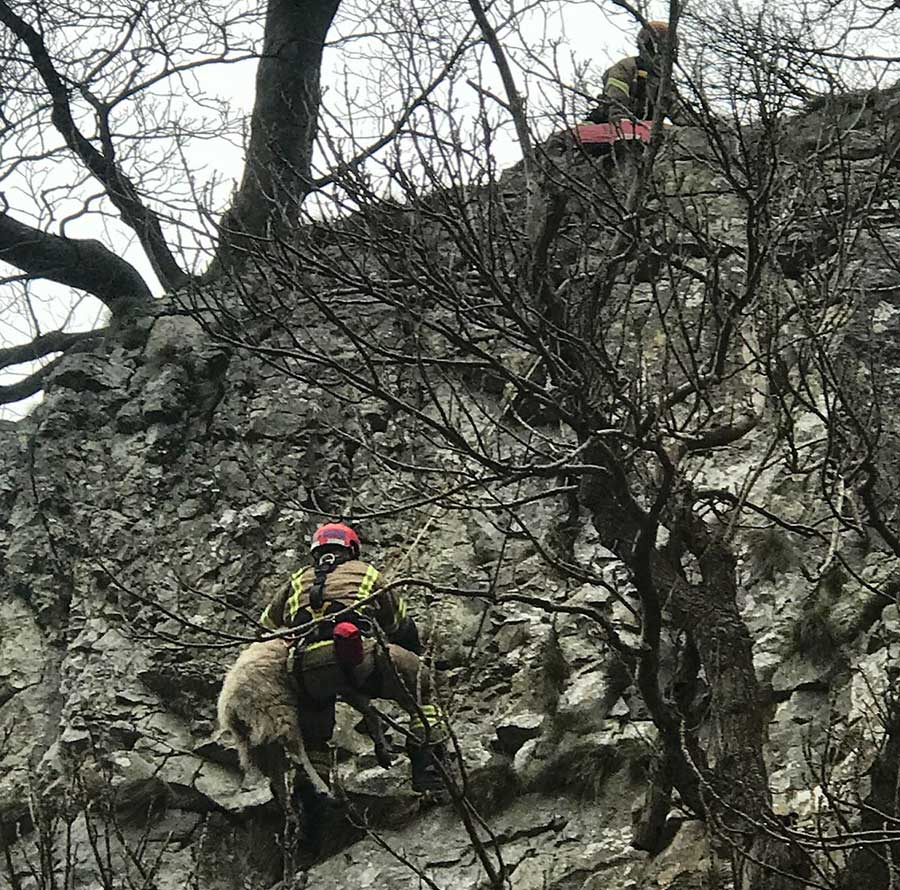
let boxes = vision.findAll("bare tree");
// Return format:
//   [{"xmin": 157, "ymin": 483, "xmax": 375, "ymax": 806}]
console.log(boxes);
[
  {"xmin": 6, "ymin": 0, "xmax": 900, "ymax": 884},
  {"xmin": 0, "ymin": 0, "xmax": 345, "ymax": 404},
  {"xmin": 168, "ymin": 0, "xmax": 900, "ymax": 885}
]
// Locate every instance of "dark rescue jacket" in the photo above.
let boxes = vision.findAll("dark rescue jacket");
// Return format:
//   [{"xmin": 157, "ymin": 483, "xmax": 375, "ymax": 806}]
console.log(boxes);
[
  {"xmin": 587, "ymin": 55, "xmax": 685, "ymax": 125},
  {"xmin": 586, "ymin": 56, "xmax": 654, "ymax": 123},
  {"xmin": 259, "ymin": 558, "xmax": 407, "ymax": 641}
]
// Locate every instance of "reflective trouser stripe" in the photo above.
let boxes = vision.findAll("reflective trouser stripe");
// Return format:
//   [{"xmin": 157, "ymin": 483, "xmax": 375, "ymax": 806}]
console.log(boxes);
[
  {"xmin": 384, "ymin": 596, "xmax": 407, "ymax": 634},
  {"xmin": 408, "ymin": 704, "xmax": 447, "ymax": 745}
]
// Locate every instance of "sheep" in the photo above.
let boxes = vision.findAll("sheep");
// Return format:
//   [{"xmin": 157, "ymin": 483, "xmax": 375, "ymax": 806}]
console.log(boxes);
[{"xmin": 217, "ymin": 638, "xmax": 389, "ymax": 805}]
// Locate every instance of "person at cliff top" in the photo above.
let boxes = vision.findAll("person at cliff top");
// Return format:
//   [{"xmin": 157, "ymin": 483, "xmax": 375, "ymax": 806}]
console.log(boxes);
[
  {"xmin": 586, "ymin": 20, "xmax": 682, "ymax": 125},
  {"xmin": 260, "ymin": 522, "xmax": 447, "ymax": 841}
]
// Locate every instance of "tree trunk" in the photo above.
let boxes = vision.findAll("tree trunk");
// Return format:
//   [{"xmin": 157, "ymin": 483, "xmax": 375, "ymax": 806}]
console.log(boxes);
[
  {"xmin": 210, "ymin": 0, "xmax": 341, "ymax": 275},
  {"xmin": 836, "ymin": 700, "xmax": 900, "ymax": 890},
  {"xmin": 579, "ymin": 444, "xmax": 809, "ymax": 886},
  {"xmin": 666, "ymin": 512, "xmax": 811, "ymax": 888}
]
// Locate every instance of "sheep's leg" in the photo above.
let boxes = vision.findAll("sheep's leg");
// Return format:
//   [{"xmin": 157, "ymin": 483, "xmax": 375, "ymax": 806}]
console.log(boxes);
[
  {"xmin": 250, "ymin": 743, "xmax": 304, "ymax": 879},
  {"xmin": 286, "ymin": 729, "xmax": 333, "ymax": 799}
]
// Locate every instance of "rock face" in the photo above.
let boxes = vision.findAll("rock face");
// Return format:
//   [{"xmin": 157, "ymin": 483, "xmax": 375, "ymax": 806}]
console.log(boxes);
[{"xmin": 4, "ymin": 98, "xmax": 900, "ymax": 890}]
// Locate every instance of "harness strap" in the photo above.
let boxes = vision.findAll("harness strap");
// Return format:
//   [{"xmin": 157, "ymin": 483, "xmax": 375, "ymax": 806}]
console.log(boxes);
[
  {"xmin": 285, "ymin": 559, "xmax": 381, "ymax": 639},
  {"xmin": 310, "ymin": 552, "xmax": 350, "ymax": 610}
]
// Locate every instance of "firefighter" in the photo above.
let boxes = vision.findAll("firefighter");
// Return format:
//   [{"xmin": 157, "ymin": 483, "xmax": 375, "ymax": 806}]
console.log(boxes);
[
  {"xmin": 259, "ymin": 522, "xmax": 447, "ymax": 834},
  {"xmin": 586, "ymin": 21, "xmax": 680, "ymax": 125}
]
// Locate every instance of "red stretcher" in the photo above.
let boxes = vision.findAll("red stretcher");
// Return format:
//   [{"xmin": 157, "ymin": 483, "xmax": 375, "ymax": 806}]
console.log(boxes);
[{"xmin": 573, "ymin": 121, "xmax": 654, "ymax": 146}]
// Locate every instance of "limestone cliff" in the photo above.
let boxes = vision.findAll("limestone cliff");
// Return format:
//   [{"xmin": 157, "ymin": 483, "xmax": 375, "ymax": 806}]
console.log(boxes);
[{"xmin": 4, "ymin": 89, "xmax": 900, "ymax": 889}]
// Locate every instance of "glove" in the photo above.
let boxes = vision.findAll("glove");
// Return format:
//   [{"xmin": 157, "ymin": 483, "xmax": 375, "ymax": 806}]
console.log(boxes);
[{"xmin": 586, "ymin": 105, "xmax": 610, "ymax": 124}]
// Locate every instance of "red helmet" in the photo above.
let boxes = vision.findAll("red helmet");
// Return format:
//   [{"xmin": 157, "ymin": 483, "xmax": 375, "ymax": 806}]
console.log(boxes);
[{"xmin": 310, "ymin": 522, "xmax": 361, "ymax": 558}]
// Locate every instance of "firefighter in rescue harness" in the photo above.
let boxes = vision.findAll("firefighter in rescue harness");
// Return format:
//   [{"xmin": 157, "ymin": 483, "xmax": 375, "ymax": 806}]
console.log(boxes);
[
  {"xmin": 586, "ymin": 21, "xmax": 679, "ymax": 125},
  {"xmin": 259, "ymin": 522, "xmax": 448, "ymax": 838}
]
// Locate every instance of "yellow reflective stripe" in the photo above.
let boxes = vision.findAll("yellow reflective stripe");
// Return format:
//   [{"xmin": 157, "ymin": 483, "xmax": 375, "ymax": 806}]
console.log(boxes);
[
  {"xmin": 356, "ymin": 566, "xmax": 380, "ymax": 601},
  {"xmin": 303, "ymin": 639, "xmax": 334, "ymax": 652},
  {"xmin": 285, "ymin": 570, "xmax": 306, "ymax": 622},
  {"xmin": 408, "ymin": 704, "xmax": 448, "ymax": 744},
  {"xmin": 397, "ymin": 597, "xmax": 408, "ymax": 619},
  {"xmin": 607, "ymin": 76, "xmax": 630, "ymax": 98},
  {"xmin": 260, "ymin": 605, "xmax": 276, "ymax": 630}
]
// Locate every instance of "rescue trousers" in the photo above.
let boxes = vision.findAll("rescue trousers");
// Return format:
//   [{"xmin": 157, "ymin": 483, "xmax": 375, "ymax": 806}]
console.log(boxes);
[{"xmin": 292, "ymin": 638, "xmax": 445, "ymax": 785}]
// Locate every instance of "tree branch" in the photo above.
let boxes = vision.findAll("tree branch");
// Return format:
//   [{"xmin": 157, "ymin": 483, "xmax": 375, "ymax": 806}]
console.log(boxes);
[
  {"xmin": 0, "ymin": 1, "xmax": 188, "ymax": 290},
  {"xmin": 0, "ymin": 354, "xmax": 65, "ymax": 404},
  {"xmin": 0, "ymin": 210, "xmax": 153, "ymax": 310},
  {"xmin": 0, "ymin": 328, "xmax": 101, "ymax": 372},
  {"xmin": 677, "ymin": 413, "xmax": 760, "ymax": 454}
]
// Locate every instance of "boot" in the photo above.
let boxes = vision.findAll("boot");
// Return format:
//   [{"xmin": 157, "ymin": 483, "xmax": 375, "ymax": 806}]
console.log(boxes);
[{"xmin": 408, "ymin": 743, "xmax": 445, "ymax": 793}]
